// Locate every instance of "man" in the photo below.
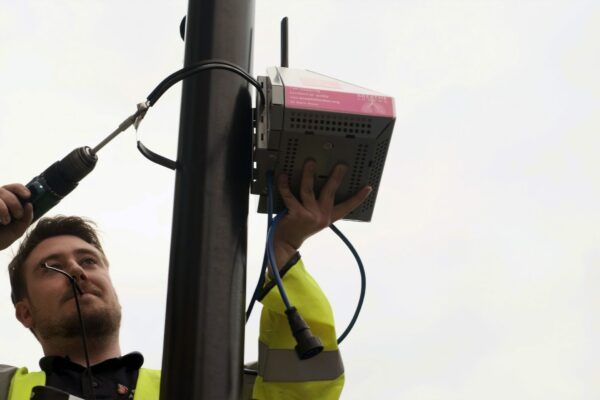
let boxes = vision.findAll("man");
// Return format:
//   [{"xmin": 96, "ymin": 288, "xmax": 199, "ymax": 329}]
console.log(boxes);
[{"xmin": 0, "ymin": 162, "xmax": 372, "ymax": 399}]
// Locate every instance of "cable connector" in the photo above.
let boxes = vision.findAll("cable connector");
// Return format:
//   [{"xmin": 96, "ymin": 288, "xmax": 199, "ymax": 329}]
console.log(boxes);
[
  {"xmin": 91, "ymin": 102, "xmax": 150, "ymax": 154},
  {"xmin": 134, "ymin": 101, "xmax": 150, "ymax": 130},
  {"xmin": 285, "ymin": 306, "xmax": 324, "ymax": 360}
]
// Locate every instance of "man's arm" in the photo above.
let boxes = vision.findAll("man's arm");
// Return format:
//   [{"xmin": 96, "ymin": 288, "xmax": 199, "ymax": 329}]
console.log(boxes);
[
  {"xmin": 250, "ymin": 161, "xmax": 371, "ymax": 399},
  {"xmin": 252, "ymin": 257, "xmax": 345, "ymax": 400},
  {"xmin": 0, "ymin": 184, "xmax": 33, "ymax": 251}
]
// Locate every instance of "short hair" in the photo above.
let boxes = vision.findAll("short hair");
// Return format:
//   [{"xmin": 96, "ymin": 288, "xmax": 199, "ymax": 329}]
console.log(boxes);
[{"xmin": 8, "ymin": 216, "xmax": 107, "ymax": 305}]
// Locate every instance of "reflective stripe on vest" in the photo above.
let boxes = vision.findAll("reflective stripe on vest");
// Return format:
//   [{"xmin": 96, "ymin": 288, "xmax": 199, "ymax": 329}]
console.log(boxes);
[
  {"xmin": 7, "ymin": 368, "xmax": 160, "ymax": 400},
  {"xmin": 258, "ymin": 341, "xmax": 344, "ymax": 382}
]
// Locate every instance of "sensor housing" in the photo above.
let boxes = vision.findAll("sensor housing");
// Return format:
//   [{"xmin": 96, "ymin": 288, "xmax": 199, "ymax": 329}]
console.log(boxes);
[{"xmin": 252, "ymin": 67, "xmax": 395, "ymax": 221}]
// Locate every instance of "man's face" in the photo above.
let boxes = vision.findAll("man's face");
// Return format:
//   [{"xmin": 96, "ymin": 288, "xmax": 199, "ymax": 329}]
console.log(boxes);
[{"xmin": 15, "ymin": 235, "xmax": 122, "ymax": 340}]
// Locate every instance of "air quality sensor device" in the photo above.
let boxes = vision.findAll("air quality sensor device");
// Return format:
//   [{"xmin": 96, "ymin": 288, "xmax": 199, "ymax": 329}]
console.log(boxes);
[{"xmin": 252, "ymin": 67, "xmax": 396, "ymax": 221}]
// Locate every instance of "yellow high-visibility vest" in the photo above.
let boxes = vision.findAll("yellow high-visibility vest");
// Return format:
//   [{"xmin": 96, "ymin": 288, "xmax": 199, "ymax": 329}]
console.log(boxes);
[{"xmin": 7, "ymin": 367, "xmax": 160, "ymax": 400}]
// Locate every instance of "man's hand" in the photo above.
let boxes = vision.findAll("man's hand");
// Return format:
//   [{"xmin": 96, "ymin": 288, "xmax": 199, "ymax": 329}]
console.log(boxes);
[
  {"xmin": 272, "ymin": 160, "xmax": 372, "ymax": 269},
  {"xmin": 0, "ymin": 184, "xmax": 33, "ymax": 251}
]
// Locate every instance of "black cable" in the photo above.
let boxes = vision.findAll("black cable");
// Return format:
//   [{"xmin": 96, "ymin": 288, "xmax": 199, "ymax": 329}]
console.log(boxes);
[
  {"xmin": 245, "ymin": 175, "xmax": 275, "ymax": 321},
  {"xmin": 136, "ymin": 59, "xmax": 266, "ymax": 170},
  {"xmin": 146, "ymin": 60, "xmax": 265, "ymax": 107},
  {"xmin": 42, "ymin": 263, "xmax": 96, "ymax": 400},
  {"xmin": 245, "ymin": 249, "xmax": 268, "ymax": 321},
  {"xmin": 71, "ymin": 281, "xmax": 95, "ymax": 399}
]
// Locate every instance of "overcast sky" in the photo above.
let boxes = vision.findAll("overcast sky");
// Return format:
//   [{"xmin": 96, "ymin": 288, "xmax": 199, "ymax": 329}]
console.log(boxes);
[{"xmin": 1, "ymin": 1, "xmax": 599, "ymax": 399}]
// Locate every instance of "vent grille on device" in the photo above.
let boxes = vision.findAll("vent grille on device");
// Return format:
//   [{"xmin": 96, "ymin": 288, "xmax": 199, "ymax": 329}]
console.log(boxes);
[
  {"xmin": 289, "ymin": 111, "xmax": 373, "ymax": 136},
  {"xmin": 283, "ymin": 137, "xmax": 299, "ymax": 177},
  {"xmin": 348, "ymin": 143, "xmax": 369, "ymax": 195},
  {"xmin": 358, "ymin": 138, "xmax": 390, "ymax": 214}
]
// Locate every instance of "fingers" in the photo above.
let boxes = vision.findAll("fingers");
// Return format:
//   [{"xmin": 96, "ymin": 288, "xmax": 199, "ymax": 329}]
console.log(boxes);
[
  {"xmin": 10, "ymin": 203, "xmax": 34, "ymax": 234},
  {"xmin": 0, "ymin": 198, "xmax": 9, "ymax": 225},
  {"xmin": 319, "ymin": 164, "xmax": 348, "ymax": 207},
  {"xmin": 0, "ymin": 184, "xmax": 30, "ymax": 225},
  {"xmin": 299, "ymin": 160, "xmax": 319, "ymax": 211},
  {"xmin": 277, "ymin": 173, "xmax": 302, "ymax": 211},
  {"xmin": 3, "ymin": 184, "xmax": 30, "ymax": 200},
  {"xmin": 278, "ymin": 160, "xmax": 323, "ymax": 213},
  {"xmin": 332, "ymin": 186, "xmax": 373, "ymax": 222},
  {"xmin": 278, "ymin": 161, "xmax": 371, "ymax": 223},
  {"xmin": 23, "ymin": 202, "xmax": 34, "ymax": 222}
]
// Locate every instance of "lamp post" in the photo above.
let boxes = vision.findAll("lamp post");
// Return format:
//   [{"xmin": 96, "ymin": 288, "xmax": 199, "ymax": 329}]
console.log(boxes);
[{"xmin": 160, "ymin": 0, "xmax": 255, "ymax": 398}]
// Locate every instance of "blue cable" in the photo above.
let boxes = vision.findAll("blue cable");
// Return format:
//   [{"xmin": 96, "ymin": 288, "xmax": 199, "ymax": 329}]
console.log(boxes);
[
  {"xmin": 266, "ymin": 210, "xmax": 292, "ymax": 310},
  {"xmin": 245, "ymin": 170, "xmax": 367, "ymax": 345},
  {"xmin": 329, "ymin": 223, "xmax": 366, "ymax": 345},
  {"xmin": 246, "ymin": 172, "xmax": 291, "ymax": 319},
  {"xmin": 245, "ymin": 174, "xmax": 274, "ymax": 320},
  {"xmin": 264, "ymin": 171, "xmax": 292, "ymax": 310}
]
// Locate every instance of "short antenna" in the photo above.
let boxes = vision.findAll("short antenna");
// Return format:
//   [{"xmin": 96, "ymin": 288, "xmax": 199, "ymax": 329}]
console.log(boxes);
[{"xmin": 281, "ymin": 17, "xmax": 289, "ymax": 68}]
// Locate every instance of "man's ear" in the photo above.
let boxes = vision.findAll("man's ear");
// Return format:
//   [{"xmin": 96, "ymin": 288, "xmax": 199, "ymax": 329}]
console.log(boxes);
[{"xmin": 15, "ymin": 299, "xmax": 34, "ymax": 329}]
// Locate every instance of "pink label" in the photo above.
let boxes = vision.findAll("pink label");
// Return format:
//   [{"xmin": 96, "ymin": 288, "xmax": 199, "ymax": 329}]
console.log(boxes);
[{"xmin": 285, "ymin": 86, "xmax": 395, "ymax": 117}]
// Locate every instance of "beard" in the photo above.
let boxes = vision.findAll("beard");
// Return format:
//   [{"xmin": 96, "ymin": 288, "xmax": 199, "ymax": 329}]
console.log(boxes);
[{"xmin": 34, "ymin": 299, "xmax": 122, "ymax": 340}]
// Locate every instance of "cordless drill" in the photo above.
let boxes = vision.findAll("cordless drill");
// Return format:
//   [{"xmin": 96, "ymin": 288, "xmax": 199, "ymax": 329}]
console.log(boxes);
[
  {"xmin": 25, "ymin": 146, "xmax": 98, "ymax": 222},
  {"xmin": 20, "ymin": 106, "xmax": 145, "ymax": 221}
]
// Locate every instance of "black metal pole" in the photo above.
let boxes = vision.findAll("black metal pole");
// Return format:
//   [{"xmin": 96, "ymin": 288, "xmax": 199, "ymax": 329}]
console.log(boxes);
[{"xmin": 160, "ymin": 0, "xmax": 255, "ymax": 399}]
